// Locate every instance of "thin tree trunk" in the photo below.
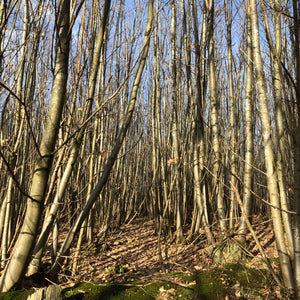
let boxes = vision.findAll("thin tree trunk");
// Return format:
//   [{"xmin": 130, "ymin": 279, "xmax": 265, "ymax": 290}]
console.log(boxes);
[
  {"xmin": 0, "ymin": 0, "xmax": 71, "ymax": 291},
  {"xmin": 170, "ymin": 0, "xmax": 183, "ymax": 243},
  {"xmin": 27, "ymin": 0, "xmax": 111, "ymax": 276},
  {"xmin": 190, "ymin": 0, "xmax": 213, "ymax": 243},
  {"xmin": 225, "ymin": 0, "xmax": 237, "ymax": 230},
  {"xmin": 258, "ymin": 0, "xmax": 294, "ymax": 258},
  {"xmin": 239, "ymin": 1, "xmax": 254, "ymax": 243},
  {"xmin": 49, "ymin": 0, "xmax": 154, "ymax": 279},
  {"xmin": 207, "ymin": 0, "xmax": 226, "ymax": 232},
  {"xmin": 293, "ymin": 0, "xmax": 300, "ymax": 294},
  {"xmin": 72, "ymin": 29, "xmax": 107, "ymax": 274},
  {"xmin": 250, "ymin": 0, "xmax": 294, "ymax": 290}
]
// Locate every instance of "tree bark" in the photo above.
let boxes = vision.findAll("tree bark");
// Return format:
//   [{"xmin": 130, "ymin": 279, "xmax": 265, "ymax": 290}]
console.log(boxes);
[
  {"xmin": 170, "ymin": 0, "xmax": 183, "ymax": 243},
  {"xmin": 225, "ymin": 0, "xmax": 237, "ymax": 230}
]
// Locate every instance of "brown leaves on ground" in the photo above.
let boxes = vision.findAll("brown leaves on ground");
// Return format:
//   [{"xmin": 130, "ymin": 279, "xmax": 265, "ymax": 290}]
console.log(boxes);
[
  {"xmin": 71, "ymin": 219, "xmax": 205, "ymax": 284},
  {"xmin": 54, "ymin": 216, "xmax": 278, "ymax": 286}
]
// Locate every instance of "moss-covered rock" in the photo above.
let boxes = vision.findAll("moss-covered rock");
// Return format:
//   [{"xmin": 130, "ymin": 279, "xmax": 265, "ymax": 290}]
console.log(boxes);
[
  {"xmin": 193, "ymin": 262, "xmax": 274, "ymax": 299},
  {"xmin": 212, "ymin": 237, "xmax": 245, "ymax": 265}
]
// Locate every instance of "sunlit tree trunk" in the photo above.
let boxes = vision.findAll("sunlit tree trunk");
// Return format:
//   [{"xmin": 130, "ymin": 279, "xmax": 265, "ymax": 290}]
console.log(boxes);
[
  {"xmin": 27, "ymin": 0, "xmax": 111, "ymax": 276},
  {"xmin": 170, "ymin": 0, "xmax": 183, "ymax": 243},
  {"xmin": 250, "ymin": 0, "xmax": 294, "ymax": 290},
  {"xmin": 189, "ymin": 0, "xmax": 213, "ymax": 243},
  {"xmin": 72, "ymin": 22, "xmax": 108, "ymax": 274},
  {"xmin": 239, "ymin": 1, "xmax": 254, "ymax": 243},
  {"xmin": 151, "ymin": 45, "xmax": 159, "ymax": 232},
  {"xmin": 293, "ymin": 0, "xmax": 300, "ymax": 294},
  {"xmin": 207, "ymin": 0, "xmax": 226, "ymax": 232},
  {"xmin": 224, "ymin": 0, "xmax": 237, "ymax": 230},
  {"xmin": 258, "ymin": 0, "xmax": 294, "ymax": 259},
  {"xmin": 0, "ymin": 0, "xmax": 71, "ymax": 291},
  {"xmin": 49, "ymin": 0, "xmax": 154, "ymax": 279},
  {"xmin": 153, "ymin": 5, "xmax": 169, "ymax": 261},
  {"xmin": 0, "ymin": 0, "xmax": 29, "ymax": 268},
  {"xmin": 273, "ymin": 0, "xmax": 294, "ymax": 259}
]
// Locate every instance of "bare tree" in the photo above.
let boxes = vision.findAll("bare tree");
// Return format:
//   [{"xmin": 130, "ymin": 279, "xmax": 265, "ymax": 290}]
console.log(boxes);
[
  {"xmin": 249, "ymin": 0, "xmax": 294, "ymax": 290},
  {"xmin": 293, "ymin": 0, "xmax": 300, "ymax": 294},
  {"xmin": 238, "ymin": 0, "xmax": 254, "ymax": 243},
  {"xmin": 0, "ymin": 0, "xmax": 71, "ymax": 291},
  {"xmin": 49, "ymin": 0, "xmax": 154, "ymax": 279}
]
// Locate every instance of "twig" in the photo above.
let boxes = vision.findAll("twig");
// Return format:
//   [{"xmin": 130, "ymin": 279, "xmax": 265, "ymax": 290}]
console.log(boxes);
[{"xmin": 152, "ymin": 276, "xmax": 194, "ymax": 289}]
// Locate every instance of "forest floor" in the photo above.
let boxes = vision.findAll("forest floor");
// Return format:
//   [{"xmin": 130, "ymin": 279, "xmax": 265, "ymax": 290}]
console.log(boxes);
[
  {"xmin": 71, "ymin": 217, "xmax": 277, "ymax": 284},
  {"xmin": 0, "ymin": 217, "xmax": 291, "ymax": 299},
  {"xmin": 56, "ymin": 216, "xmax": 287, "ymax": 299}
]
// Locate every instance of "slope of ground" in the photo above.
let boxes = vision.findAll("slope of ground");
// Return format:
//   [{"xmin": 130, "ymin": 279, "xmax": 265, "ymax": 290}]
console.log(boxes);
[
  {"xmin": 0, "ymin": 217, "xmax": 287, "ymax": 299},
  {"xmin": 70, "ymin": 217, "xmax": 278, "ymax": 284}
]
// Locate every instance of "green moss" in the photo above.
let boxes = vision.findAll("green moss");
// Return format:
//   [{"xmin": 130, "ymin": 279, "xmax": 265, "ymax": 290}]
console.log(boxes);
[
  {"xmin": 62, "ymin": 279, "xmax": 197, "ymax": 300},
  {"xmin": 0, "ymin": 289, "xmax": 34, "ymax": 300},
  {"xmin": 193, "ymin": 268, "xmax": 228, "ymax": 299},
  {"xmin": 227, "ymin": 263, "xmax": 270, "ymax": 287},
  {"xmin": 63, "ymin": 282, "xmax": 153, "ymax": 300},
  {"xmin": 193, "ymin": 263, "xmax": 273, "ymax": 299},
  {"xmin": 62, "ymin": 264, "xmax": 275, "ymax": 299},
  {"xmin": 0, "ymin": 264, "xmax": 276, "ymax": 300},
  {"xmin": 165, "ymin": 271, "xmax": 194, "ymax": 282}
]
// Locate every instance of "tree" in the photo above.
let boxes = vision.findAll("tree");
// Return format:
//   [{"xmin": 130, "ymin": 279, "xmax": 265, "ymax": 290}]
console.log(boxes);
[
  {"xmin": 238, "ymin": 0, "xmax": 254, "ymax": 244},
  {"xmin": 27, "ymin": 0, "xmax": 112, "ymax": 276},
  {"xmin": 0, "ymin": 0, "xmax": 71, "ymax": 291},
  {"xmin": 293, "ymin": 0, "xmax": 300, "ymax": 294},
  {"xmin": 249, "ymin": 0, "xmax": 294, "ymax": 290},
  {"xmin": 49, "ymin": 0, "xmax": 154, "ymax": 279},
  {"xmin": 207, "ymin": 0, "xmax": 226, "ymax": 232},
  {"xmin": 0, "ymin": 0, "xmax": 299, "ymax": 295}
]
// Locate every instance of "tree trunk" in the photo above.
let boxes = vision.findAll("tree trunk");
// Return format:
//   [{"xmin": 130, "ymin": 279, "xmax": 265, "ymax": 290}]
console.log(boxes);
[
  {"xmin": 250, "ymin": 0, "xmax": 294, "ymax": 290},
  {"xmin": 49, "ymin": 0, "xmax": 154, "ymax": 279},
  {"xmin": 239, "ymin": 0, "xmax": 254, "ymax": 243},
  {"xmin": 293, "ymin": 0, "xmax": 300, "ymax": 294},
  {"xmin": 27, "ymin": 0, "xmax": 111, "ymax": 276},
  {"xmin": 0, "ymin": 0, "xmax": 71, "ymax": 292},
  {"xmin": 225, "ymin": 0, "xmax": 237, "ymax": 230},
  {"xmin": 207, "ymin": 0, "xmax": 226, "ymax": 232}
]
